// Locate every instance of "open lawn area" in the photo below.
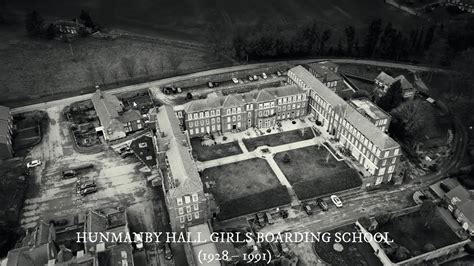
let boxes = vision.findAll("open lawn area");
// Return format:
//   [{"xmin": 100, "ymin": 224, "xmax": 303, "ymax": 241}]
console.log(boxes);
[
  {"xmin": 377, "ymin": 209, "xmax": 461, "ymax": 262},
  {"xmin": 0, "ymin": 25, "xmax": 225, "ymax": 107},
  {"xmin": 275, "ymin": 145, "xmax": 361, "ymax": 199},
  {"xmin": 200, "ymin": 158, "xmax": 290, "ymax": 220},
  {"xmin": 314, "ymin": 224, "xmax": 382, "ymax": 266},
  {"xmin": 243, "ymin": 128, "xmax": 314, "ymax": 151},
  {"xmin": 191, "ymin": 138, "xmax": 242, "ymax": 161}
]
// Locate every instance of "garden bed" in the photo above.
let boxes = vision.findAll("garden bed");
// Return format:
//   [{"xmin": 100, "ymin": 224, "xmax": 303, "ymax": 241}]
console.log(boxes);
[
  {"xmin": 243, "ymin": 128, "xmax": 313, "ymax": 151},
  {"xmin": 191, "ymin": 138, "xmax": 242, "ymax": 161}
]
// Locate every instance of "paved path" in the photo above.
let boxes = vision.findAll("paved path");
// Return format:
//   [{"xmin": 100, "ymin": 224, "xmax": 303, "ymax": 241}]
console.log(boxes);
[
  {"xmin": 12, "ymin": 58, "xmax": 446, "ymax": 114},
  {"xmin": 237, "ymin": 139, "xmax": 249, "ymax": 153},
  {"xmin": 265, "ymin": 156, "xmax": 300, "ymax": 206}
]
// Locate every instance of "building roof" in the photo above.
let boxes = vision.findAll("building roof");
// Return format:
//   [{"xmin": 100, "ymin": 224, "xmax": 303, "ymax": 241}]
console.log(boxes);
[
  {"xmin": 458, "ymin": 200, "xmax": 474, "ymax": 223},
  {"xmin": 317, "ymin": 60, "xmax": 339, "ymax": 72},
  {"xmin": 303, "ymin": 63, "xmax": 342, "ymax": 82},
  {"xmin": 0, "ymin": 105, "xmax": 10, "ymax": 122},
  {"xmin": 156, "ymin": 105, "xmax": 203, "ymax": 197},
  {"xmin": 289, "ymin": 65, "xmax": 399, "ymax": 150},
  {"xmin": 91, "ymin": 90, "xmax": 124, "ymax": 129},
  {"xmin": 182, "ymin": 85, "xmax": 304, "ymax": 114},
  {"xmin": 97, "ymin": 244, "xmax": 134, "ymax": 266},
  {"xmin": 375, "ymin": 71, "xmax": 395, "ymax": 85},
  {"xmin": 118, "ymin": 109, "xmax": 142, "ymax": 124},
  {"xmin": 0, "ymin": 120, "xmax": 10, "ymax": 137},
  {"xmin": 130, "ymin": 135, "xmax": 156, "ymax": 168},
  {"xmin": 394, "ymin": 75, "xmax": 414, "ymax": 90},
  {"xmin": 6, "ymin": 243, "xmax": 56, "ymax": 266},
  {"xmin": 446, "ymin": 185, "xmax": 472, "ymax": 206},
  {"xmin": 349, "ymin": 98, "xmax": 390, "ymax": 122},
  {"xmin": 188, "ymin": 223, "xmax": 220, "ymax": 266}
]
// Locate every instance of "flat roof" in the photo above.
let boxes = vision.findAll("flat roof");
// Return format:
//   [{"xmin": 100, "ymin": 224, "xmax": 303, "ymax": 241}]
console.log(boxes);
[
  {"xmin": 188, "ymin": 223, "xmax": 220, "ymax": 266},
  {"xmin": 349, "ymin": 98, "xmax": 390, "ymax": 121}
]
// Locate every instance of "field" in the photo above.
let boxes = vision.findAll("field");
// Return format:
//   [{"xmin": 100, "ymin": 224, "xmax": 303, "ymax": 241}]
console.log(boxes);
[
  {"xmin": 0, "ymin": 25, "xmax": 225, "ymax": 107},
  {"xmin": 190, "ymin": 138, "xmax": 242, "ymax": 161},
  {"xmin": 377, "ymin": 210, "xmax": 461, "ymax": 262},
  {"xmin": 200, "ymin": 158, "xmax": 291, "ymax": 220},
  {"xmin": 8, "ymin": 0, "xmax": 422, "ymax": 42},
  {"xmin": 243, "ymin": 128, "xmax": 314, "ymax": 151},
  {"xmin": 275, "ymin": 145, "xmax": 362, "ymax": 199}
]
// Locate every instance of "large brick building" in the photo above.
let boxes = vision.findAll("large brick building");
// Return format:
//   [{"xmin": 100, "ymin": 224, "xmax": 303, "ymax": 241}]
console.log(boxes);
[
  {"xmin": 288, "ymin": 65, "xmax": 401, "ymax": 187},
  {"xmin": 180, "ymin": 85, "xmax": 307, "ymax": 137},
  {"xmin": 155, "ymin": 105, "xmax": 216, "ymax": 231}
]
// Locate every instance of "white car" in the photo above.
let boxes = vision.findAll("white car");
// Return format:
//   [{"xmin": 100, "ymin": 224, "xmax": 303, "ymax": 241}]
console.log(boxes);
[
  {"xmin": 27, "ymin": 160, "xmax": 42, "ymax": 168},
  {"xmin": 232, "ymin": 78, "xmax": 239, "ymax": 84},
  {"xmin": 331, "ymin": 195, "xmax": 343, "ymax": 208},
  {"xmin": 262, "ymin": 73, "xmax": 268, "ymax": 79}
]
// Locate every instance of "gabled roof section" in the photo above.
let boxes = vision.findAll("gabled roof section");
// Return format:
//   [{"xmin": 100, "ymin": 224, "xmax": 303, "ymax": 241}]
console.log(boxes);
[
  {"xmin": 86, "ymin": 210, "xmax": 107, "ymax": 233},
  {"xmin": 222, "ymin": 94, "xmax": 244, "ymax": 108},
  {"xmin": 185, "ymin": 96, "xmax": 225, "ymax": 113},
  {"xmin": 446, "ymin": 185, "xmax": 471, "ymax": 205},
  {"xmin": 256, "ymin": 90, "xmax": 275, "ymax": 102},
  {"xmin": 0, "ymin": 105, "xmax": 10, "ymax": 122},
  {"xmin": 156, "ymin": 105, "xmax": 203, "ymax": 197},
  {"xmin": 303, "ymin": 63, "xmax": 342, "ymax": 82},
  {"xmin": 118, "ymin": 109, "xmax": 142, "ymax": 123},
  {"xmin": 91, "ymin": 90, "xmax": 124, "ymax": 128},
  {"xmin": 375, "ymin": 71, "xmax": 395, "ymax": 85},
  {"xmin": 289, "ymin": 65, "xmax": 399, "ymax": 150},
  {"xmin": 394, "ymin": 75, "xmax": 414, "ymax": 90},
  {"xmin": 130, "ymin": 135, "xmax": 156, "ymax": 168}
]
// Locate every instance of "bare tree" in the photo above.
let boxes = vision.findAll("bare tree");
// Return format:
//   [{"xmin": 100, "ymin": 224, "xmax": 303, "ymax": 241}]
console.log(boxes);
[
  {"xmin": 121, "ymin": 57, "xmax": 137, "ymax": 79},
  {"xmin": 166, "ymin": 53, "xmax": 183, "ymax": 73}
]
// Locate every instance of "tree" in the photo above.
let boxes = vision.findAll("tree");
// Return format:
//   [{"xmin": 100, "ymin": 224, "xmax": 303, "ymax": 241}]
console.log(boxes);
[
  {"xmin": 319, "ymin": 29, "xmax": 332, "ymax": 55},
  {"xmin": 282, "ymin": 153, "xmax": 291, "ymax": 163},
  {"xmin": 364, "ymin": 18, "xmax": 383, "ymax": 58},
  {"xmin": 375, "ymin": 212, "xmax": 391, "ymax": 225},
  {"xmin": 377, "ymin": 80, "xmax": 404, "ymax": 112},
  {"xmin": 79, "ymin": 9, "xmax": 96, "ymax": 29},
  {"xmin": 419, "ymin": 200, "xmax": 436, "ymax": 228},
  {"xmin": 345, "ymin": 25, "xmax": 355, "ymax": 55},
  {"xmin": 394, "ymin": 246, "xmax": 410, "ymax": 262},
  {"xmin": 186, "ymin": 92, "xmax": 193, "ymax": 100},
  {"xmin": 45, "ymin": 23, "xmax": 56, "ymax": 39},
  {"xmin": 423, "ymin": 37, "xmax": 449, "ymax": 81},
  {"xmin": 25, "ymin": 10, "xmax": 44, "ymax": 37},
  {"xmin": 121, "ymin": 57, "xmax": 137, "ymax": 79}
]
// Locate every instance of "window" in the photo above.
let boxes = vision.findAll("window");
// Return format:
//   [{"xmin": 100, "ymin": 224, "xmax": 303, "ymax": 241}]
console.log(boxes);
[
  {"xmin": 179, "ymin": 216, "xmax": 185, "ymax": 223},
  {"xmin": 194, "ymin": 113, "xmax": 198, "ymax": 119},
  {"xmin": 211, "ymin": 118, "xmax": 215, "ymax": 124},
  {"xmin": 384, "ymin": 151, "xmax": 389, "ymax": 158},
  {"xmin": 217, "ymin": 117, "xmax": 220, "ymax": 123},
  {"xmin": 211, "ymin": 110, "xmax": 215, "ymax": 116},
  {"xmin": 194, "ymin": 212, "xmax": 200, "ymax": 219},
  {"xmin": 205, "ymin": 111, "xmax": 209, "ymax": 117},
  {"xmin": 237, "ymin": 107, "xmax": 241, "ymax": 113},
  {"xmin": 216, "ymin": 110, "xmax": 220, "ymax": 115},
  {"xmin": 186, "ymin": 206, "xmax": 191, "ymax": 213},
  {"xmin": 388, "ymin": 165, "xmax": 395, "ymax": 173},
  {"xmin": 211, "ymin": 125, "xmax": 215, "ymax": 131},
  {"xmin": 237, "ymin": 115, "xmax": 241, "ymax": 121},
  {"xmin": 192, "ymin": 193, "xmax": 198, "ymax": 202},
  {"xmin": 392, "ymin": 157, "xmax": 396, "ymax": 164},
  {"xmin": 189, "ymin": 129, "xmax": 193, "ymax": 135},
  {"xmin": 178, "ymin": 208, "xmax": 184, "ymax": 215},
  {"xmin": 195, "ymin": 127, "xmax": 199, "ymax": 134},
  {"xmin": 195, "ymin": 121, "xmax": 198, "ymax": 127},
  {"xmin": 232, "ymin": 116, "xmax": 236, "ymax": 122},
  {"xmin": 227, "ymin": 117, "xmax": 231, "ymax": 123},
  {"xmin": 379, "ymin": 167, "xmax": 386, "ymax": 175},
  {"xmin": 199, "ymin": 112, "xmax": 203, "ymax": 118},
  {"xmin": 184, "ymin": 196, "xmax": 191, "ymax": 204},
  {"xmin": 206, "ymin": 119, "xmax": 210, "ymax": 125},
  {"xmin": 189, "ymin": 122, "xmax": 193, "ymax": 128},
  {"xmin": 193, "ymin": 204, "xmax": 199, "ymax": 210},
  {"xmin": 201, "ymin": 127, "xmax": 204, "ymax": 133},
  {"xmin": 394, "ymin": 148, "xmax": 399, "ymax": 155},
  {"xmin": 177, "ymin": 198, "xmax": 183, "ymax": 206},
  {"xmin": 227, "ymin": 109, "xmax": 231, "ymax": 115},
  {"xmin": 187, "ymin": 214, "xmax": 192, "ymax": 221},
  {"xmin": 200, "ymin": 120, "xmax": 204, "ymax": 126}
]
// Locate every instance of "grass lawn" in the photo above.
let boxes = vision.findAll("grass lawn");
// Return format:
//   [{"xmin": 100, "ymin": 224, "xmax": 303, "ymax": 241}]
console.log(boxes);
[
  {"xmin": 377, "ymin": 210, "xmax": 461, "ymax": 262},
  {"xmin": 243, "ymin": 128, "xmax": 314, "ymax": 151},
  {"xmin": 275, "ymin": 145, "xmax": 361, "ymax": 199},
  {"xmin": 314, "ymin": 224, "xmax": 382, "ymax": 266},
  {"xmin": 200, "ymin": 158, "xmax": 290, "ymax": 220},
  {"xmin": 0, "ymin": 24, "xmax": 225, "ymax": 107},
  {"xmin": 191, "ymin": 138, "xmax": 242, "ymax": 161}
]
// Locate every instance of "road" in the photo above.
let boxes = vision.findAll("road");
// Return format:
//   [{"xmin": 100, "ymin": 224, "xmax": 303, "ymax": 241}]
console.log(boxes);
[{"xmin": 12, "ymin": 58, "xmax": 446, "ymax": 114}]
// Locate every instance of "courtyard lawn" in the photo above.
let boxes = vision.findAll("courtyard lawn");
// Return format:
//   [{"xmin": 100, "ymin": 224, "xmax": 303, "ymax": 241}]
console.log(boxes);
[
  {"xmin": 377, "ymin": 210, "xmax": 461, "ymax": 262},
  {"xmin": 243, "ymin": 128, "xmax": 314, "ymax": 151},
  {"xmin": 191, "ymin": 138, "xmax": 242, "ymax": 161},
  {"xmin": 314, "ymin": 224, "xmax": 382, "ymax": 266},
  {"xmin": 200, "ymin": 158, "xmax": 290, "ymax": 220},
  {"xmin": 275, "ymin": 145, "xmax": 361, "ymax": 200}
]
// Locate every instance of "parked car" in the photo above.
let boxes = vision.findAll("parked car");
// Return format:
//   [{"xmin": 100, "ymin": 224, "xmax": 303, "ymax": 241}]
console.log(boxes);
[
  {"xmin": 164, "ymin": 243, "xmax": 173, "ymax": 260},
  {"xmin": 80, "ymin": 186, "xmax": 97, "ymax": 196},
  {"xmin": 303, "ymin": 204, "xmax": 313, "ymax": 215},
  {"xmin": 317, "ymin": 198, "xmax": 329, "ymax": 211},
  {"xmin": 256, "ymin": 212, "xmax": 266, "ymax": 226},
  {"xmin": 207, "ymin": 81, "xmax": 214, "ymax": 88},
  {"xmin": 62, "ymin": 170, "xmax": 77, "ymax": 179},
  {"xmin": 331, "ymin": 195, "xmax": 343, "ymax": 208},
  {"xmin": 276, "ymin": 70, "xmax": 282, "ymax": 76},
  {"xmin": 232, "ymin": 77, "xmax": 239, "ymax": 84},
  {"xmin": 265, "ymin": 212, "xmax": 274, "ymax": 224},
  {"xmin": 248, "ymin": 75, "xmax": 254, "ymax": 81},
  {"xmin": 27, "ymin": 160, "xmax": 42, "ymax": 168},
  {"xmin": 262, "ymin": 73, "xmax": 267, "ymax": 79},
  {"xmin": 252, "ymin": 75, "xmax": 258, "ymax": 81},
  {"xmin": 77, "ymin": 181, "xmax": 96, "ymax": 194},
  {"xmin": 176, "ymin": 87, "xmax": 182, "ymax": 93}
]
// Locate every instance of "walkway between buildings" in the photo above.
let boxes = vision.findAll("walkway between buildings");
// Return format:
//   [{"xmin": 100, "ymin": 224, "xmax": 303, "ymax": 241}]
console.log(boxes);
[{"xmin": 265, "ymin": 156, "xmax": 300, "ymax": 206}]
